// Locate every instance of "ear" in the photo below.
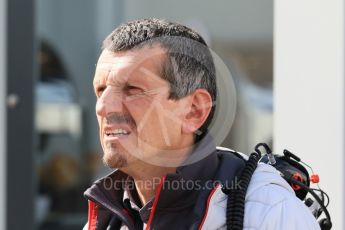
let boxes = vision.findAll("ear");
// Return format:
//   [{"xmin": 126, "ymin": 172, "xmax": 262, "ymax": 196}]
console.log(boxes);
[{"xmin": 181, "ymin": 89, "xmax": 213, "ymax": 134}]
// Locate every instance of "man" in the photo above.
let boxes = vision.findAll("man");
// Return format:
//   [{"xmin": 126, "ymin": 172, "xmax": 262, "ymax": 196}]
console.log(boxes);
[{"xmin": 84, "ymin": 18, "xmax": 320, "ymax": 229}]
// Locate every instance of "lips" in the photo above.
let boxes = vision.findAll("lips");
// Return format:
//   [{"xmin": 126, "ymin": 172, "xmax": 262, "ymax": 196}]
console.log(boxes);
[
  {"xmin": 103, "ymin": 126, "xmax": 132, "ymax": 140},
  {"xmin": 105, "ymin": 128, "xmax": 130, "ymax": 136}
]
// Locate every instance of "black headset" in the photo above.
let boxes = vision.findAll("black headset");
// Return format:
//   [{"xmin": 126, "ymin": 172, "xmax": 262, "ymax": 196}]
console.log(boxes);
[{"xmin": 224, "ymin": 143, "xmax": 332, "ymax": 230}]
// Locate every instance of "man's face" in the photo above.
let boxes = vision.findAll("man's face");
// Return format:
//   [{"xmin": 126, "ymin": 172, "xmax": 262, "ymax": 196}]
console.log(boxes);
[{"xmin": 93, "ymin": 46, "xmax": 192, "ymax": 169}]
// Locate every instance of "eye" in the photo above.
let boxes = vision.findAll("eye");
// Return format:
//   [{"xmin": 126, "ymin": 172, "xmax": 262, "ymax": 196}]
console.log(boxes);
[
  {"xmin": 124, "ymin": 85, "xmax": 143, "ymax": 95},
  {"xmin": 95, "ymin": 86, "xmax": 106, "ymax": 97}
]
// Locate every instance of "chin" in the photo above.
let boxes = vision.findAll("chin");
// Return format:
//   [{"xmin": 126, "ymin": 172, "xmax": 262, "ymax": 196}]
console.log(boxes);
[{"xmin": 102, "ymin": 149, "xmax": 129, "ymax": 169}]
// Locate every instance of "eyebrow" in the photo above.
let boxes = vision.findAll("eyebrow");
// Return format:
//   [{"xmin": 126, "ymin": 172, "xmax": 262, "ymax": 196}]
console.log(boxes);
[{"xmin": 93, "ymin": 69, "xmax": 131, "ymax": 91}]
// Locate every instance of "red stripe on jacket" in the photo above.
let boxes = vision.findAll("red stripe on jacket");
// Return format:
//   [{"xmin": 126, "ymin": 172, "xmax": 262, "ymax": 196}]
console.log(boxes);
[
  {"xmin": 88, "ymin": 200, "xmax": 99, "ymax": 230},
  {"xmin": 145, "ymin": 176, "xmax": 166, "ymax": 230}
]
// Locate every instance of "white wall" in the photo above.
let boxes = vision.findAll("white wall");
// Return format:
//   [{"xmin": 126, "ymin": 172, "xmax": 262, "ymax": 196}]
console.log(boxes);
[
  {"xmin": 123, "ymin": 0, "xmax": 273, "ymax": 45},
  {"xmin": 0, "ymin": 0, "xmax": 6, "ymax": 228},
  {"xmin": 274, "ymin": 0, "xmax": 344, "ymax": 229}
]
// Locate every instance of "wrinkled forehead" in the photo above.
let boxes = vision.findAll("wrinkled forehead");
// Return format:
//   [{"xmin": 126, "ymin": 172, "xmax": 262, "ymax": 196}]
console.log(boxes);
[{"xmin": 93, "ymin": 46, "xmax": 167, "ymax": 86}]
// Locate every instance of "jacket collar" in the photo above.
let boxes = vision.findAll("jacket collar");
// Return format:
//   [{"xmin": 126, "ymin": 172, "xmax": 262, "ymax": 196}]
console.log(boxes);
[
  {"xmin": 84, "ymin": 133, "xmax": 219, "ymax": 216},
  {"xmin": 155, "ymin": 133, "xmax": 219, "ymax": 210}
]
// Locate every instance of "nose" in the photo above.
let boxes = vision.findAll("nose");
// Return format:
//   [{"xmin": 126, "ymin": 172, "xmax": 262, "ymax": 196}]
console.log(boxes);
[{"xmin": 96, "ymin": 88, "xmax": 123, "ymax": 118}]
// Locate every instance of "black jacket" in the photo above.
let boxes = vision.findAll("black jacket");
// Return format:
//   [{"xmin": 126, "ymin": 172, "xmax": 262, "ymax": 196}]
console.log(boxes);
[{"xmin": 84, "ymin": 136, "xmax": 245, "ymax": 230}]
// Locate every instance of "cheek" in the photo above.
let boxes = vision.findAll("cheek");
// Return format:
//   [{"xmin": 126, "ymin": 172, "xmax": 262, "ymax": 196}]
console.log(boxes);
[
  {"xmin": 123, "ymin": 99, "xmax": 151, "ymax": 127},
  {"xmin": 126, "ymin": 98, "xmax": 184, "ymax": 146}
]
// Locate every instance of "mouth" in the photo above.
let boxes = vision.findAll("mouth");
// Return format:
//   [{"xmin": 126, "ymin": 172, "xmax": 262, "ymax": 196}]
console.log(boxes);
[
  {"xmin": 103, "ymin": 126, "xmax": 132, "ymax": 140},
  {"xmin": 106, "ymin": 128, "xmax": 130, "ymax": 136}
]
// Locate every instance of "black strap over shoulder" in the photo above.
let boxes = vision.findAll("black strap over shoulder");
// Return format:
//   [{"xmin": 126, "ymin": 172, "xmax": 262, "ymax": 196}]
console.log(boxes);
[{"xmin": 222, "ymin": 150, "xmax": 261, "ymax": 230}]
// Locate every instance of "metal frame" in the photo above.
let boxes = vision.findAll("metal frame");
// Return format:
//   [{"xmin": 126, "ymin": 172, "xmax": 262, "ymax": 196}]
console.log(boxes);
[
  {"xmin": 6, "ymin": 0, "xmax": 35, "ymax": 229},
  {"xmin": 0, "ymin": 0, "xmax": 7, "ymax": 229}
]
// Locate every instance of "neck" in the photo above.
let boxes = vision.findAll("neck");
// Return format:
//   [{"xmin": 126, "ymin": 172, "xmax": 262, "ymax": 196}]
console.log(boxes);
[
  {"xmin": 125, "ymin": 164, "xmax": 176, "ymax": 205},
  {"xmin": 123, "ymin": 135, "xmax": 195, "ymax": 205}
]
